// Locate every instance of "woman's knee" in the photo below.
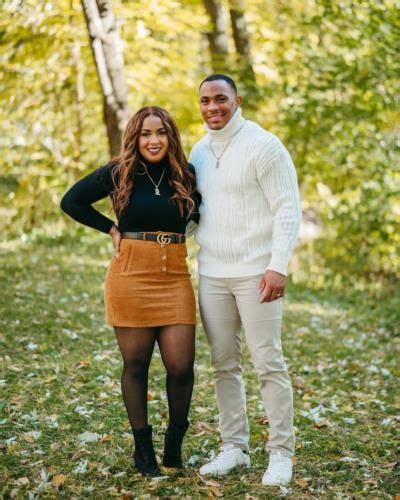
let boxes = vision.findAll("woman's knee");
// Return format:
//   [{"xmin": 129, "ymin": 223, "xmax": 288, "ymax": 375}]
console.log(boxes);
[
  {"xmin": 166, "ymin": 362, "xmax": 194, "ymax": 381},
  {"xmin": 123, "ymin": 358, "xmax": 150, "ymax": 379}
]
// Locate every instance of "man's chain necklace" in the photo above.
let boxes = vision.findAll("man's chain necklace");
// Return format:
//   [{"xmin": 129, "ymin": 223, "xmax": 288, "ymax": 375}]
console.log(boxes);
[
  {"xmin": 139, "ymin": 161, "xmax": 165, "ymax": 196},
  {"xmin": 208, "ymin": 123, "xmax": 246, "ymax": 168}
]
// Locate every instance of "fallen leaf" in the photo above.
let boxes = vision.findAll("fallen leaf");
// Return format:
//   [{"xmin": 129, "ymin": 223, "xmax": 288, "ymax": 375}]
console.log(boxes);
[
  {"xmin": 44, "ymin": 376, "xmax": 56, "ymax": 384},
  {"xmin": 314, "ymin": 420, "xmax": 330, "ymax": 428},
  {"xmin": 295, "ymin": 478, "xmax": 309, "ymax": 488},
  {"xmin": 208, "ymin": 486, "xmax": 223, "ymax": 497},
  {"xmin": 148, "ymin": 476, "xmax": 168, "ymax": 489},
  {"xmin": 7, "ymin": 442, "xmax": 18, "ymax": 453},
  {"xmin": 187, "ymin": 454, "xmax": 200, "ymax": 465},
  {"xmin": 340, "ymin": 456, "xmax": 358, "ymax": 462},
  {"xmin": 363, "ymin": 479, "xmax": 378, "ymax": 487},
  {"xmin": 77, "ymin": 359, "xmax": 90, "ymax": 369},
  {"xmin": 293, "ymin": 376, "xmax": 306, "ymax": 388},
  {"xmin": 148, "ymin": 481, "xmax": 158, "ymax": 491},
  {"xmin": 206, "ymin": 479, "xmax": 221, "ymax": 487},
  {"xmin": 195, "ymin": 406, "xmax": 208, "ymax": 414},
  {"xmin": 77, "ymin": 431, "xmax": 101, "ymax": 444},
  {"xmin": 195, "ymin": 421, "xmax": 214, "ymax": 433},
  {"xmin": 73, "ymin": 459, "xmax": 88, "ymax": 474},
  {"xmin": 22, "ymin": 431, "xmax": 41, "ymax": 443},
  {"xmin": 50, "ymin": 442, "xmax": 60, "ymax": 451},
  {"xmin": 72, "ymin": 449, "xmax": 88, "ymax": 461},
  {"xmin": 52, "ymin": 474, "xmax": 67, "ymax": 488},
  {"xmin": 14, "ymin": 477, "xmax": 29, "ymax": 487},
  {"xmin": 74, "ymin": 406, "xmax": 93, "ymax": 417},
  {"xmin": 193, "ymin": 421, "xmax": 215, "ymax": 436},
  {"xmin": 382, "ymin": 461, "xmax": 398, "ymax": 469}
]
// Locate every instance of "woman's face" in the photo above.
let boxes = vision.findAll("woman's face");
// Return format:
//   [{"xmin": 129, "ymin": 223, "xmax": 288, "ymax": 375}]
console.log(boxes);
[{"xmin": 138, "ymin": 115, "xmax": 169, "ymax": 163}]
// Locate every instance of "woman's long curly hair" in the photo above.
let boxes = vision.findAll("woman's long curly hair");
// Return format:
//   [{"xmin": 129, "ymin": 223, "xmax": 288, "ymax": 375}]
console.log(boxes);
[{"xmin": 111, "ymin": 106, "xmax": 196, "ymax": 218}]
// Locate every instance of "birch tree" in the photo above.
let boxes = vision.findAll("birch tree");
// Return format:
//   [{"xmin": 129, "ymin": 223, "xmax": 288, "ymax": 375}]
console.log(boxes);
[{"xmin": 81, "ymin": 0, "xmax": 131, "ymax": 156}]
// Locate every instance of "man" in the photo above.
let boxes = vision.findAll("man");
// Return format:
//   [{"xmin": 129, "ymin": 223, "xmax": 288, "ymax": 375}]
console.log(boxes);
[{"xmin": 189, "ymin": 74, "xmax": 301, "ymax": 486}]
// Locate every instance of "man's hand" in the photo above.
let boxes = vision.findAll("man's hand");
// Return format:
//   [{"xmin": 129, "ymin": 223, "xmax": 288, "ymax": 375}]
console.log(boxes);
[
  {"xmin": 258, "ymin": 270, "xmax": 286, "ymax": 303},
  {"xmin": 109, "ymin": 224, "xmax": 121, "ymax": 256}
]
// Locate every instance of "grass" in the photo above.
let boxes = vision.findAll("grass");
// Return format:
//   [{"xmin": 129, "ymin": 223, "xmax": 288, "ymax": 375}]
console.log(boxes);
[{"xmin": 1, "ymin": 228, "xmax": 399, "ymax": 498}]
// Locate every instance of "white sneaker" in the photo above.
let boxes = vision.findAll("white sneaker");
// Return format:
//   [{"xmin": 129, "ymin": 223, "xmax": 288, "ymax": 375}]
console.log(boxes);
[
  {"xmin": 199, "ymin": 444, "xmax": 251, "ymax": 476},
  {"xmin": 262, "ymin": 451, "xmax": 293, "ymax": 486}
]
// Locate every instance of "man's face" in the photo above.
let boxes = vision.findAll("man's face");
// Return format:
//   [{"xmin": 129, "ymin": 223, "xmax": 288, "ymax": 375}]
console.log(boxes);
[{"xmin": 199, "ymin": 80, "xmax": 242, "ymax": 130}]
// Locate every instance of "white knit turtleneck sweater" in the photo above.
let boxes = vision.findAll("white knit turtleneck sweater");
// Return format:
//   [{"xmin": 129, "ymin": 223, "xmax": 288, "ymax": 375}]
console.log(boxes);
[{"xmin": 189, "ymin": 108, "xmax": 301, "ymax": 277}]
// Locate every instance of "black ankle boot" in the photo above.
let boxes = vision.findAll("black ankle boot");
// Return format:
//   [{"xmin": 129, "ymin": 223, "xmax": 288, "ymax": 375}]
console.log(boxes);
[
  {"xmin": 163, "ymin": 421, "xmax": 189, "ymax": 468},
  {"xmin": 132, "ymin": 425, "xmax": 160, "ymax": 477}
]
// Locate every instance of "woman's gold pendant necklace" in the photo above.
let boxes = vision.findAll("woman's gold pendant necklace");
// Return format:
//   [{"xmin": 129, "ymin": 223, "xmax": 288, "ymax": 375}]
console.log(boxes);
[{"xmin": 140, "ymin": 162, "xmax": 166, "ymax": 195}]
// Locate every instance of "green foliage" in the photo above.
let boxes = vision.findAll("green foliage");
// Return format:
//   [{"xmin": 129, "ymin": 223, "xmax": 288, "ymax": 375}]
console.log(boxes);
[
  {"xmin": 0, "ymin": 0, "xmax": 399, "ymax": 284},
  {"xmin": 0, "ymin": 0, "xmax": 105, "ymax": 232},
  {"xmin": 252, "ymin": 0, "xmax": 400, "ymax": 283}
]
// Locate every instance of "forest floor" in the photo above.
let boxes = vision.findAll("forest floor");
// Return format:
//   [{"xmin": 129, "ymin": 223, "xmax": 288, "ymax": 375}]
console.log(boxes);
[{"xmin": 1, "ymin": 230, "xmax": 399, "ymax": 499}]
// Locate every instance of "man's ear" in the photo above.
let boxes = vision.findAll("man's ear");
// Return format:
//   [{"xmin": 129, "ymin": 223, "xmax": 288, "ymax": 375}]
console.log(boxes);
[{"xmin": 235, "ymin": 95, "xmax": 242, "ymax": 106}]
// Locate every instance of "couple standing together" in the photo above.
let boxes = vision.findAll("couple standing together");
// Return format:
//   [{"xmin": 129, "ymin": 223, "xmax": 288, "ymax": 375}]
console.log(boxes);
[{"xmin": 61, "ymin": 74, "xmax": 301, "ymax": 486}]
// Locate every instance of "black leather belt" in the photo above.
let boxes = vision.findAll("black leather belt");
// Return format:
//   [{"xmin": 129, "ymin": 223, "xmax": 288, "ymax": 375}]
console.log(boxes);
[{"xmin": 122, "ymin": 231, "xmax": 185, "ymax": 244}]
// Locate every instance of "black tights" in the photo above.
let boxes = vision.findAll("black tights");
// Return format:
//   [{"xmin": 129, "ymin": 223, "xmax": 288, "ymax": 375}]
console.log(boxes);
[{"xmin": 115, "ymin": 325, "xmax": 195, "ymax": 430}]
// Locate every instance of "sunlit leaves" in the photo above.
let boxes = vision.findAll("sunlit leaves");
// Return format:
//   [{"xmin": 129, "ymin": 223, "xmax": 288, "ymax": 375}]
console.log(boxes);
[{"xmin": 0, "ymin": 0, "xmax": 398, "ymax": 281}]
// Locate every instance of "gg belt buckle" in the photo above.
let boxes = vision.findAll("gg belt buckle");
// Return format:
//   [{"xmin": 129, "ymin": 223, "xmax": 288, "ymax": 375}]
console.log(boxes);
[{"xmin": 157, "ymin": 232, "xmax": 172, "ymax": 246}]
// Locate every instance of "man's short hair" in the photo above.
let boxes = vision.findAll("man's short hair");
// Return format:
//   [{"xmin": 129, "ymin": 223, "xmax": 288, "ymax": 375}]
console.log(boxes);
[{"xmin": 199, "ymin": 74, "xmax": 237, "ymax": 94}]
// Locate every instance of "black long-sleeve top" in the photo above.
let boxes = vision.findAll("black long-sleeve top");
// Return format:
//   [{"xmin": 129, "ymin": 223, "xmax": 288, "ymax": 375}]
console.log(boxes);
[{"xmin": 60, "ymin": 159, "xmax": 200, "ymax": 234}]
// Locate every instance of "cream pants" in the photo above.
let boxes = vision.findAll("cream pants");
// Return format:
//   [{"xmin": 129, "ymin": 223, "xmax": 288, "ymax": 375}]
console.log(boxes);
[{"xmin": 199, "ymin": 274, "xmax": 295, "ymax": 456}]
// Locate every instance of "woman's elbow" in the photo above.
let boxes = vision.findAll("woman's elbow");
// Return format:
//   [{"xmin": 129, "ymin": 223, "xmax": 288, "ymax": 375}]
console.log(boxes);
[{"xmin": 60, "ymin": 192, "xmax": 73, "ymax": 214}]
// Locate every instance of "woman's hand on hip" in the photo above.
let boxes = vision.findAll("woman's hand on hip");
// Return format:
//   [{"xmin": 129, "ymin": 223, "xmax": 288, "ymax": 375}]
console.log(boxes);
[{"xmin": 109, "ymin": 224, "xmax": 121, "ymax": 256}]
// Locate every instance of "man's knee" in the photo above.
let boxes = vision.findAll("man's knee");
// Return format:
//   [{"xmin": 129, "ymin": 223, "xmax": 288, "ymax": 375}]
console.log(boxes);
[
  {"xmin": 206, "ymin": 342, "xmax": 240, "ymax": 373},
  {"xmin": 211, "ymin": 354, "xmax": 243, "ymax": 377},
  {"xmin": 251, "ymin": 348, "xmax": 288, "ymax": 378},
  {"xmin": 255, "ymin": 360, "xmax": 290, "ymax": 382}
]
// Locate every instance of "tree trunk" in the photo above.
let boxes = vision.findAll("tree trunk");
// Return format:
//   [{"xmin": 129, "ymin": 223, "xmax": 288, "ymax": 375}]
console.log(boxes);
[
  {"xmin": 80, "ymin": 0, "xmax": 131, "ymax": 157},
  {"xmin": 202, "ymin": 0, "xmax": 230, "ymax": 73},
  {"xmin": 70, "ymin": 0, "xmax": 84, "ymax": 169},
  {"xmin": 228, "ymin": 0, "xmax": 255, "ymax": 84},
  {"xmin": 71, "ymin": 39, "xmax": 84, "ymax": 166}
]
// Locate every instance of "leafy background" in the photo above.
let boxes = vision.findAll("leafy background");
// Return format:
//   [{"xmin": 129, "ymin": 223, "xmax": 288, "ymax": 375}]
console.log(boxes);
[
  {"xmin": 1, "ymin": 0, "xmax": 399, "ymax": 497},
  {"xmin": 1, "ymin": 0, "xmax": 399, "ymax": 286}
]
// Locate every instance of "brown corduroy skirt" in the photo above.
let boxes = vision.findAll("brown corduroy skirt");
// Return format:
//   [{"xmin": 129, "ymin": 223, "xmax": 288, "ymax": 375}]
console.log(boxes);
[{"xmin": 103, "ymin": 238, "xmax": 196, "ymax": 327}]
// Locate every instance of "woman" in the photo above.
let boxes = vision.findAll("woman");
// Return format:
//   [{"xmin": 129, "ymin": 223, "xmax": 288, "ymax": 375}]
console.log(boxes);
[{"xmin": 60, "ymin": 106, "xmax": 199, "ymax": 477}]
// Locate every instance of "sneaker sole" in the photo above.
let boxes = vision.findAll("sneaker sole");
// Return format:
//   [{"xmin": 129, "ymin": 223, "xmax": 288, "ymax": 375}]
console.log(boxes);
[
  {"xmin": 200, "ymin": 462, "xmax": 251, "ymax": 476},
  {"xmin": 262, "ymin": 478, "xmax": 291, "ymax": 486}
]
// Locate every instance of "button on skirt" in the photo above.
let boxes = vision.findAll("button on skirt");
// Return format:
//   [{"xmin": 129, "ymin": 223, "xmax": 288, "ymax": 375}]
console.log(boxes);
[{"xmin": 103, "ymin": 239, "xmax": 196, "ymax": 327}]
